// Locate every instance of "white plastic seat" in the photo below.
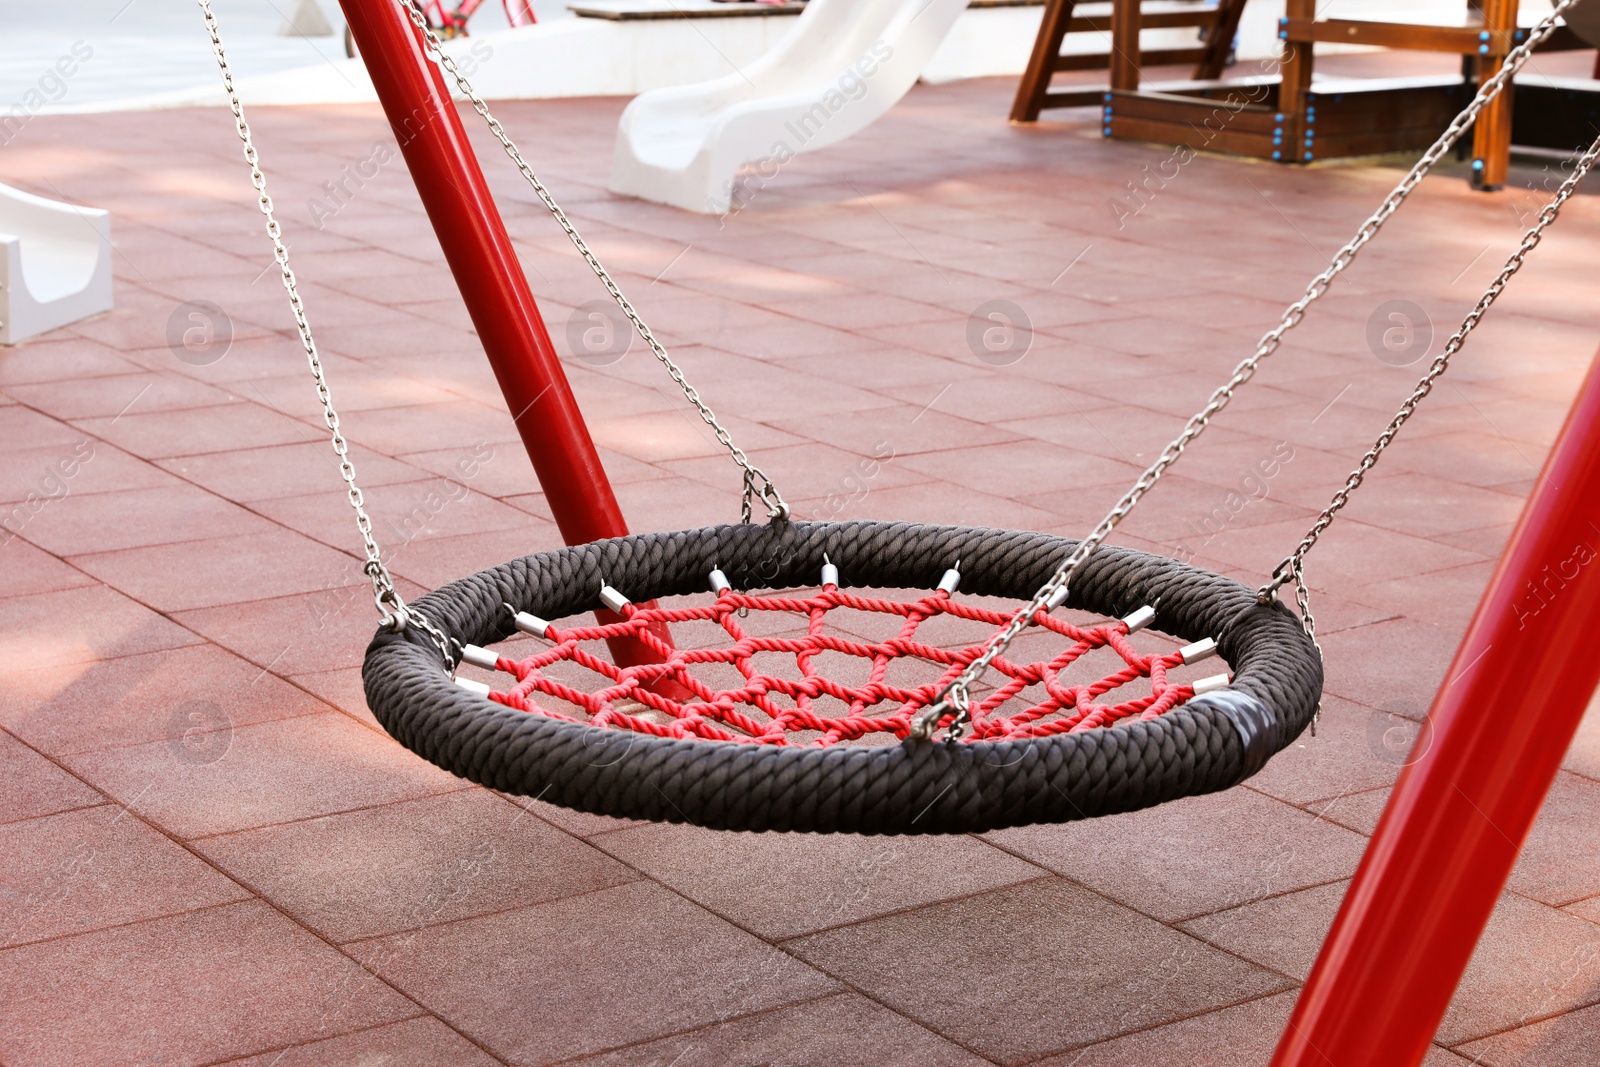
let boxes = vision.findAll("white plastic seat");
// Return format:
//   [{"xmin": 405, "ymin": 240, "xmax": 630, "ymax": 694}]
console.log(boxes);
[{"xmin": 0, "ymin": 182, "xmax": 114, "ymax": 346}]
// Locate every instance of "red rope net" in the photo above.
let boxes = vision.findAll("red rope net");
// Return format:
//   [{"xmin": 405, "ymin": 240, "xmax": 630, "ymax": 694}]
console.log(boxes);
[{"xmin": 479, "ymin": 577, "xmax": 1215, "ymax": 747}]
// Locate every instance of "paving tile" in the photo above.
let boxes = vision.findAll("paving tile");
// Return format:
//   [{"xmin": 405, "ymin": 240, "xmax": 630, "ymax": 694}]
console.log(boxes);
[
  {"xmin": 826, "ymin": 479, "xmax": 1065, "ymax": 532},
  {"xmin": 1037, "ymin": 991, "xmax": 1294, "ymax": 1067},
  {"xmin": 70, "ymin": 529, "xmax": 363, "ymax": 612},
  {"xmin": 0, "ymin": 583, "xmax": 203, "ymax": 673},
  {"xmin": 347, "ymin": 880, "xmax": 839, "ymax": 1065},
  {"xmin": 0, "ymin": 402, "xmax": 86, "ymax": 443},
  {"xmin": 1182, "ymin": 882, "xmax": 1600, "ymax": 1045},
  {"xmin": 4, "ymin": 482, "xmax": 277, "ymax": 557},
  {"xmin": 0, "ymin": 900, "xmax": 418, "ymax": 1067},
  {"xmin": 174, "ymin": 581, "xmax": 429, "ymax": 676},
  {"xmin": 63, "ymin": 712, "xmax": 468, "ymax": 839},
  {"xmin": 1507, "ymin": 772, "xmax": 1600, "ymax": 907},
  {"xmin": 217, "ymin": 1016, "xmax": 503, "ymax": 1067},
  {"xmin": 1195, "ymin": 516, "xmax": 1484, "ymax": 594},
  {"xmin": 596, "ymin": 822, "xmax": 1043, "ymax": 939},
  {"xmin": 404, "ymin": 439, "xmax": 663, "ymax": 500},
  {"xmin": 382, "ymin": 524, "xmax": 563, "ymax": 591},
  {"xmin": 1566, "ymin": 895, "xmax": 1600, "ymax": 925},
  {"xmin": 893, "ymin": 438, "xmax": 1139, "ymax": 499},
  {"xmin": 589, "ymin": 408, "xmax": 805, "ymax": 465},
  {"xmin": 1244, "ymin": 695, "xmax": 1410, "ymax": 807},
  {"xmin": 0, "ymin": 642, "xmax": 327, "ymax": 757},
  {"xmin": 1563, "ymin": 688, "xmax": 1600, "ymax": 782},
  {"xmin": 519, "ymin": 796, "xmax": 646, "ymax": 839},
  {"xmin": 1333, "ymin": 472, "xmax": 1529, "ymax": 541},
  {"xmin": 1046, "ymin": 989, "xmax": 1471, "ymax": 1066},
  {"xmin": 1351, "ymin": 559, "xmax": 1496, "ymax": 632},
  {"xmin": 568, "ymin": 991, "xmax": 989, "ymax": 1067},
  {"xmin": 0, "ymin": 338, "xmax": 139, "ymax": 385},
  {"xmin": 155, "ymin": 440, "xmax": 424, "ymax": 502},
  {"xmin": 1179, "ymin": 878, "xmax": 1348, "ymax": 983},
  {"xmin": 1383, "ymin": 428, "xmax": 1548, "ymax": 491},
  {"xmin": 0, "ymin": 732, "xmax": 101, "ymax": 826},
  {"xmin": 329, "ymin": 400, "xmax": 527, "ymax": 457},
  {"xmin": 0, "ymin": 537, "xmax": 94, "ymax": 598},
  {"xmin": 0, "ymin": 440, "xmax": 175, "ymax": 505},
  {"xmin": 785, "ymin": 877, "xmax": 1286, "ymax": 1064},
  {"xmin": 73, "ymin": 399, "xmax": 312, "ymax": 461},
  {"xmin": 661, "ymin": 440, "xmax": 928, "ymax": 503},
  {"xmin": 254, "ymin": 474, "xmax": 533, "ymax": 551},
  {"xmin": 763, "ymin": 403, "xmax": 1023, "ymax": 459},
  {"xmin": 287, "ymin": 666, "xmax": 378, "ymax": 728},
  {"xmin": 0, "ymin": 805, "xmax": 250, "ymax": 948},
  {"xmin": 193, "ymin": 789, "xmax": 639, "ymax": 942},
  {"xmin": 5, "ymin": 371, "xmax": 236, "ymax": 421},
  {"xmin": 988, "ymin": 788, "xmax": 1368, "ymax": 923},
  {"xmin": 1458, "ymin": 1001, "xmax": 1600, "ymax": 1067},
  {"xmin": 1316, "ymin": 615, "xmax": 1468, "ymax": 719},
  {"xmin": 1306, "ymin": 785, "xmax": 1394, "ymax": 836}
]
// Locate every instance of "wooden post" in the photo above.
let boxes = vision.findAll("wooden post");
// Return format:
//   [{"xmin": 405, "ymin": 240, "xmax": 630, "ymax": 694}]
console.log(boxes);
[
  {"xmin": 1110, "ymin": 0, "xmax": 1142, "ymax": 92},
  {"xmin": 1471, "ymin": 0, "xmax": 1517, "ymax": 190},
  {"xmin": 1011, "ymin": 0, "xmax": 1079, "ymax": 122},
  {"xmin": 1196, "ymin": 0, "xmax": 1249, "ymax": 80},
  {"xmin": 1277, "ymin": 0, "xmax": 1316, "ymax": 163}
]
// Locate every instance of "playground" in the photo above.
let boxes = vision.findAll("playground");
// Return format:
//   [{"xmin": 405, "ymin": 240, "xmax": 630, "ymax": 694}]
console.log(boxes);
[{"xmin": 3, "ymin": 1, "xmax": 1600, "ymax": 1064}]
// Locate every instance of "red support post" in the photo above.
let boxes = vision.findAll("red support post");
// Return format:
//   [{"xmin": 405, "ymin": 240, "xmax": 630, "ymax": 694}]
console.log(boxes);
[
  {"xmin": 1271, "ymin": 351, "xmax": 1600, "ymax": 1067},
  {"xmin": 338, "ymin": 0, "xmax": 671, "ymax": 670}
]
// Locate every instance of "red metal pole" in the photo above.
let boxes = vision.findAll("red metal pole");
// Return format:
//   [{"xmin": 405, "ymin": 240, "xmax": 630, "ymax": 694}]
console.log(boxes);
[
  {"xmin": 1271, "ymin": 351, "xmax": 1600, "ymax": 1067},
  {"xmin": 338, "ymin": 0, "xmax": 671, "ymax": 672}
]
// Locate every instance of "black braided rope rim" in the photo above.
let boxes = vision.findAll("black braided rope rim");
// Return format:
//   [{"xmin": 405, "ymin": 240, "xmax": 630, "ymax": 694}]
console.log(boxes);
[{"xmin": 363, "ymin": 521, "xmax": 1323, "ymax": 834}]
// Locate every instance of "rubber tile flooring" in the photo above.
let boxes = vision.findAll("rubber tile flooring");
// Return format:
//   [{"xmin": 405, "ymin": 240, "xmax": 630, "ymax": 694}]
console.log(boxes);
[{"xmin": 3, "ymin": 61, "xmax": 1600, "ymax": 1066}]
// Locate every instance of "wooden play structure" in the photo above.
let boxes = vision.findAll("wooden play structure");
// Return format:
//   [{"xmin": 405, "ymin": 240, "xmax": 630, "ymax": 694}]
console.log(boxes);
[{"xmin": 1013, "ymin": 0, "xmax": 1600, "ymax": 189}]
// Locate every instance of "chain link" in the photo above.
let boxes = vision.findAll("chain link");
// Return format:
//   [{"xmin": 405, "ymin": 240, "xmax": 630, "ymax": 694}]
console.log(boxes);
[
  {"xmin": 913, "ymin": 0, "xmax": 1582, "ymax": 741},
  {"xmin": 197, "ymin": 0, "xmax": 456, "ymax": 666},
  {"xmin": 393, "ymin": 0, "xmax": 789, "ymax": 523},
  {"xmin": 1264, "ymin": 129, "xmax": 1600, "ymax": 629}
]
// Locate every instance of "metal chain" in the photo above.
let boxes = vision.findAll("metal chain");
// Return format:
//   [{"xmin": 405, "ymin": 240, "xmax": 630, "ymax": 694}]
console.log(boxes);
[
  {"xmin": 393, "ymin": 0, "xmax": 789, "ymax": 523},
  {"xmin": 1265, "ymin": 129, "xmax": 1600, "ymax": 639},
  {"xmin": 912, "ymin": 0, "xmax": 1581, "ymax": 741},
  {"xmin": 197, "ymin": 0, "xmax": 456, "ymax": 667}
]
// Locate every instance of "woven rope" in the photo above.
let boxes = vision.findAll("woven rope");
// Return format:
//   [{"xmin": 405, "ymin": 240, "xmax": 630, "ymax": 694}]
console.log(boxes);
[
  {"xmin": 489, "ymin": 582, "xmax": 1199, "ymax": 745},
  {"xmin": 363, "ymin": 521, "xmax": 1323, "ymax": 833}
]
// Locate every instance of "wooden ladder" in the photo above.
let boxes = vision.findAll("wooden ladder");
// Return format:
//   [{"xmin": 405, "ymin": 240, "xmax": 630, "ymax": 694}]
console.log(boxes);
[{"xmin": 1011, "ymin": 0, "xmax": 1249, "ymax": 121}]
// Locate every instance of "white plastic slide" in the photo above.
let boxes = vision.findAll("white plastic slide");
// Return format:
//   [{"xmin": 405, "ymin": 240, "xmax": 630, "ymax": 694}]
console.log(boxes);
[
  {"xmin": 610, "ymin": 0, "xmax": 972, "ymax": 214},
  {"xmin": 0, "ymin": 182, "xmax": 113, "ymax": 346}
]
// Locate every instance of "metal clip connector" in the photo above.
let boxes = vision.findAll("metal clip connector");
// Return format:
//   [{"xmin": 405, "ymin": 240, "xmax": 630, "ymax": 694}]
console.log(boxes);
[
  {"xmin": 1192, "ymin": 673, "xmax": 1231, "ymax": 696},
  {"xmin": 505, "ymin": 603, "xmax": 551, "ymax": 639},
  {"xmin": 455, "ymin": 676, "xmax": 492, "ymax": 697},
  {"xmin": 709, "ymin": 568, "xmax": 731, "ymax": 594},
  {"xmin": 1179, "ymin": 637, "xmax": 1219, "ymax": 665},
  {"xmin": 599, "ymin": 584, "xmax": 630, "ymax": 613},
  {"xmin": 1121, "ymin": 605, "xmax": 1156, "ymax": 634},
  {"xmin": 459, "ymin": 644, "xmax": 500, "ymax": 672},
  {"xmin": 937, "ymin": 563, "xmax": 961, "ymax": 595}
]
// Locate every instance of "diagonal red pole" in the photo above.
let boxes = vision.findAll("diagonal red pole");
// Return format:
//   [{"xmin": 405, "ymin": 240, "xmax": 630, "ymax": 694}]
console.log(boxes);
[
  {"xmin": 339, "ymin": 0, "xmax": 676, "ymax": 676},
  {"xmin": 1271, "ymin": 350, "xmax": 1600, "ymax": 1067}
]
